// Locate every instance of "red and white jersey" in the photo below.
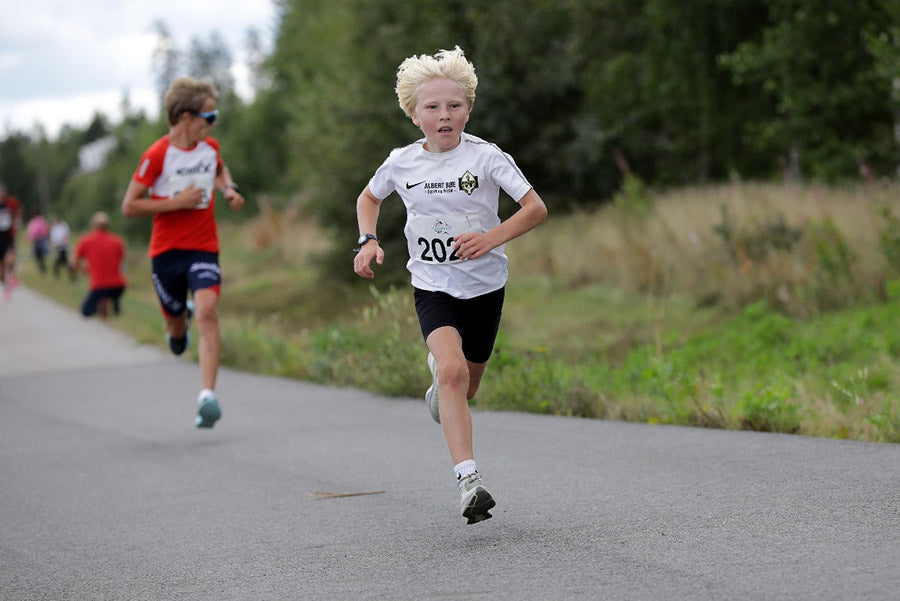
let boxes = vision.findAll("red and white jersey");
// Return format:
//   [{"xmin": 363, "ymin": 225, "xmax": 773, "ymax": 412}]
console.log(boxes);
[
  {"xmin": 0, "ymin": 195, "xmax": 21, "ymax": 234},
  {"xmin": 368, "ymin": 132, "xmax": 533, "ymax": 299},
  {"xmin": 132, "ymin": 135, "xmax": 223, "ymax": 257}
]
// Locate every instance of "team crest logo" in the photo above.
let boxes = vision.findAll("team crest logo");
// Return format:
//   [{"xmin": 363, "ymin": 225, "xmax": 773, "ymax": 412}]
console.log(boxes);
[{"xmin": 458, "ymin": 170, "xmax": 479, "ymax": 196}]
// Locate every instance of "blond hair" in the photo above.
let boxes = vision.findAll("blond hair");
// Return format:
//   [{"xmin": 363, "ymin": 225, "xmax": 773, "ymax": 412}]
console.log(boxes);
[
  {"xmin": 395, "ymin": 46, "xmax": 477, "ymax": 119},
  {"xmin": 164, "ymin": 76, "xmax": 218, "ymax": 126}
]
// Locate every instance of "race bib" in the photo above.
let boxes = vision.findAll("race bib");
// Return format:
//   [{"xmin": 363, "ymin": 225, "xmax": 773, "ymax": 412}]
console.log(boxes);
[
  {"xmin": 169, "ymin": 174, "xmax": 214, "ymax": 210},
  {"xmin": 0, "ymin": 209, "xmax": 11, "ymax": 231},
  {"xmin": 408, "ymin": 213, "xmax": 482, "ymax": 264}
]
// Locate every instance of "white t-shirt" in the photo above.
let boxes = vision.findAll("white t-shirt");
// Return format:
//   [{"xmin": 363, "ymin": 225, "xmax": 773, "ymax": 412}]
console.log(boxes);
[
  {"xmin": 50, "ymin": 221, "xmax": 70, "ymax": 249},
  {"xmin": 368, "ymin": 132, "xmax": 533, "ymax": 299}
]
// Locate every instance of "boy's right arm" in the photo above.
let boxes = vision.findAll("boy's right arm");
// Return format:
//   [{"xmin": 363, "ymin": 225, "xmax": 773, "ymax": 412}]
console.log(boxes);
[
  {"xmin": 353, "ymin": 186, "xmax": 384, "ymax": 279},
  {"xmin": 121, "ymin": 179, "xmax": 205, "ymax": 218}
]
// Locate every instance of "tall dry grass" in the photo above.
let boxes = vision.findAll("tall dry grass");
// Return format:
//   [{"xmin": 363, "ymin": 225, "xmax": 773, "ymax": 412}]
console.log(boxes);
[
  {"xmin": 511, "ymin": 181, "xmax": 899, "ymax": 317},
  {"xmin": 240, "ymin": 195, "xmax": 331, "ymax": 259}
]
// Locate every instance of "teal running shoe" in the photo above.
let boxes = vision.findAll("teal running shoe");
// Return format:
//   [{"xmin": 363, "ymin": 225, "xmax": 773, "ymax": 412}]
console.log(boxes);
[{"xmin": 195, "ymin": 395, "xmax": 221, "ymax": 429}]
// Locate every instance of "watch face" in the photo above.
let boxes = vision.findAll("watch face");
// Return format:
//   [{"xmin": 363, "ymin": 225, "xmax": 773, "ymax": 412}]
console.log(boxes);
[{"xmin": 358, "ymin": 235, "xmax": 368, "ymax": 245}]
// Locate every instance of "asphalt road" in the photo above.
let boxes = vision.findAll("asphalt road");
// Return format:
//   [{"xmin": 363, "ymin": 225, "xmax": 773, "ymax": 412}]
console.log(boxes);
[{"xmin": 1, "ymin": 285, "xmax": 899, "ymax": 601}]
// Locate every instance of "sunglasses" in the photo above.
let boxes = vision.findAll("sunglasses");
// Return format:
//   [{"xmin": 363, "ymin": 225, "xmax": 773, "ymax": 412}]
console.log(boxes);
[{"xmin": 191, "ymin": 109, "xmax": 219, "ymax": 124}]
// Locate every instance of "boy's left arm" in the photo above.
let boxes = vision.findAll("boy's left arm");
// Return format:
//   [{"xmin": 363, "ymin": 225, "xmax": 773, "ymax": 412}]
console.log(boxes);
[
  {"xmin": 215, "ymin": 166, "xmax": 245, "ymax": 211},
  {"xmin": 454, "ymin": 189, "xmax": 548, "ymax": 261}
]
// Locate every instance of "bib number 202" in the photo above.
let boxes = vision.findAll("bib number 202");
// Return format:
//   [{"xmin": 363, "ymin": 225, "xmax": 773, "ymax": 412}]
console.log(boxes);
[{"xmin": 417, "ymin": 236, "xmax": 461, "ymax": 263}]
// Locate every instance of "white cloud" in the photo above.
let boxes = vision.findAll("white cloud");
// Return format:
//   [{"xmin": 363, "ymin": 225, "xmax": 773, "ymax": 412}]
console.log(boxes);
[
  {"xmin": 0, "ymin": 0, "xmax": 277, "ymax": 138},
  {"xmin": 0, "ymin": 88, "xmax": 158, "ymax": 138},
  {"xmin": 0, "ymin": 53, "xmax": 23, "ymax": 71}
]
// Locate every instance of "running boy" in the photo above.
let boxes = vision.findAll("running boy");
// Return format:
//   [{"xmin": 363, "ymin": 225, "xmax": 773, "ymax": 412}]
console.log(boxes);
[
  {"xmin": 122, "ymin": 76, "xmax": 245, "ymax": 429},
  {"xmin": 353, "ymin": 47, "xmax": 548, "ymax": 524}
]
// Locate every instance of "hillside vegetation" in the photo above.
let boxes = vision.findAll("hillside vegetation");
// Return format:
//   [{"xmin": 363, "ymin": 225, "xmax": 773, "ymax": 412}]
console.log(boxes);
[{"xmin": 22, "ymin": 182, "xmax": 900, "ymax": 443}]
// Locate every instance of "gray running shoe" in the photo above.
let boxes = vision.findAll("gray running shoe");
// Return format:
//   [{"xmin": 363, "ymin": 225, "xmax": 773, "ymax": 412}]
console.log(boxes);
[
  {"xmin": 425, "ymin": 352, "xmax": 440, "ymax": 423},
  {"xmin": 458, "ymin": 472, "xmax": 495, "ymax": 524}
]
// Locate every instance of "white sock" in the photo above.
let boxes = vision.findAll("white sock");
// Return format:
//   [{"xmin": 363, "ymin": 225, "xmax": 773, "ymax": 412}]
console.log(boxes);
[
  {"xmin": 454, "ymin": 459, "xmax": 477, "ymax": 480},
  {"xmin": 198, "ymin": 388, "xmax": 215, "ymax": 403}
]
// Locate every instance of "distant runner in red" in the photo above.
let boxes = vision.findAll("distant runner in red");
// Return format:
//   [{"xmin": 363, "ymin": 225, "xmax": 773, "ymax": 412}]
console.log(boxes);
[
  {"xmin": 0, "ymin": 183, "xmax": 23, "ymax": 301},
  {"xmin": 122, "ymin": 76, "xmax": 245, "ymax": 429},
  {"xmin": 72, "ymin": 211, "xmax": 126, "ymax": 318}
]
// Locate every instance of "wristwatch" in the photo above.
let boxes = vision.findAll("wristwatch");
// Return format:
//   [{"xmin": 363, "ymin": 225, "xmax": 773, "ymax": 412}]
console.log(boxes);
[
  {"xmin": 224, "ymin": 183, "xmax": 239, "ymax": 191},
  {"xmin": 354, "ymin": 233, "xmax": 379, "ymax": 252}
]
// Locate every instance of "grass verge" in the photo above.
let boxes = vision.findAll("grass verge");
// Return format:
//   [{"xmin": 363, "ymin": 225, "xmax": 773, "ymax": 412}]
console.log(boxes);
[{"xmin": 20, "ymin": 182, "xmax": 900, "ymax": 443}]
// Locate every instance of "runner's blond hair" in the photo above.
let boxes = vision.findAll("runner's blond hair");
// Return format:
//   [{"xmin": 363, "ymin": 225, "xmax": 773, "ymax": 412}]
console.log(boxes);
[{"xmin": 396, "ymin": 46, "xmax": 478, "ymax": 119}]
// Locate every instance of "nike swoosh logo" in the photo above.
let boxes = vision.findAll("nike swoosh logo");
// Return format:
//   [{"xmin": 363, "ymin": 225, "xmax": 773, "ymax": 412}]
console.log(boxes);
[{"xmin": 406, "ymin": 181, "xmax": 425, "ymax": 189}]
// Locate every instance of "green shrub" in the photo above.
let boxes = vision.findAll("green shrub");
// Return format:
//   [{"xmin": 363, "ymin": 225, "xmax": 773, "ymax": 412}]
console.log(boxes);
[
  {"xmin": 481, "ymin": 344, "xmax": 604, "ymax": 418},
  {"xmin": 809, "ymin": 217, "xmax": 856, "ymax": 310},
  {"xmin": 866, "ymin": 399, "xmax": 900, "ymax": 443},
  {"xmin": 303, "ymin": 287, "xmax": 425, "ymax": 397},
  {"xmin": 735, "ymin": 383, "xmax": 802, "ymax": 433},
  {"xmin": 878, "ymin": 207, "xmax": 900, "ymax": 275},
  {"xmin": 221, "ymin": 314, "xmax": 310, "ymax": 379},
  {"xmin": 613, "ymin": 173, "xmax": 653, "ymax": 214}
]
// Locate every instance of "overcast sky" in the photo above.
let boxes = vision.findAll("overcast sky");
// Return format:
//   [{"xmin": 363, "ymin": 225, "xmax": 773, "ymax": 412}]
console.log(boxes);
[{"xmin": 0, "ymin": 0, "xmax": 279, "ymax": 139}]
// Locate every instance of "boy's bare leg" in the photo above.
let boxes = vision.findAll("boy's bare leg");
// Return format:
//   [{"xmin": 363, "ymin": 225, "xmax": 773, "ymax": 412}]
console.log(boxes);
[{"xmin": 192, "ymin": 288, "xmax": 220, "ymax": 392}]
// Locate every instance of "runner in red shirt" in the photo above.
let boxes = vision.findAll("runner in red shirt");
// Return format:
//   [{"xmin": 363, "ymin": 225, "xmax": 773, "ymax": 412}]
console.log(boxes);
[
  {"xmin": 122, "ymin": 76, "xmax": 245, "ymax": 429},
  {"xmin": 0, "ymin": 183, "xmax": 23, "ymax": 300},
  {"xmin": 72, "ymin": 211, "xmax": 126, "ymax": 317}
]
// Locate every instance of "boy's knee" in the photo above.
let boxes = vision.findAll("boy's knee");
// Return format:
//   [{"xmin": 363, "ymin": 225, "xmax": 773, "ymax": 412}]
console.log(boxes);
[
  {"xmin": 440, "ymin": 358, "xmax": 470, "ymax": 391},
  {"xmin": 195, "ymin": 303, "xmax": 218, "ymax": 321}
]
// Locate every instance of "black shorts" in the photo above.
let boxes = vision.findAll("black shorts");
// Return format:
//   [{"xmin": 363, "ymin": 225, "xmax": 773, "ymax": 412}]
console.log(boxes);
[
  {"xmin": 151, "ymin": 250, "xmax": 221, "ymax": 317},
  {"xmin": 413, "ymin": 287, "xmax": 505, "ymax": 364},
  {"xmin": 0, "ymin": 231, "xmax": 14, "ymax": 257},
  {"xmin": 81, "ymin": 286, "xmax": 125, "ymax": 317}
]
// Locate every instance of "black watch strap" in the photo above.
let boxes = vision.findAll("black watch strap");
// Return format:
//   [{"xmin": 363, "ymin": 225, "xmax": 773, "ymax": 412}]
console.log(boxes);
[{"xmin": 354, "ymin": 233, "xmax": 379, "ymax": 253}]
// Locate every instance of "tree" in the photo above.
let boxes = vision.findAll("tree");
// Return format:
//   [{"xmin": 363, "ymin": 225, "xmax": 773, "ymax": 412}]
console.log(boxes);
[
  {"xmin": 245, "ymin": 27, "xmax": 270, "ymax": 96},
  {"xmin": 638, "ymin": 0, "xmax": 771, "ymax": 183},
  {"xmin": 188, "ymin": 31, "xmax": 236, "ymax": 99},
  {"xmin": 0, "ymin": 134, "xmax": 37, "ymax": 214},
  {"xmin": 465, "ymin": 0, "xmax": 609, "ymax": 206},
  {"xmin": 152, "ymin": 20, "xmax": 181, "ymax": 114},
  {"xmin": 266, "ymin": 0, "xmax": 473, "ymax": 283},
  {"xmin": 81, "ymin": 114, "xmax": 109, "ymax": 146},
  {"xmin": 863, "ymin": 1, "xmax": 900, "ymax": 177},
  {"xmin": 720, "ymin": 0, "xmax": 896, "ymax": 181}
]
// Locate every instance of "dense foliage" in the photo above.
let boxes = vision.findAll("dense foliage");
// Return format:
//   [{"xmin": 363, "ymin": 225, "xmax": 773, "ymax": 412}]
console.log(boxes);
[{"xmin": 1, "ymin": 0, "xmax": 897, "ymax": 283}]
